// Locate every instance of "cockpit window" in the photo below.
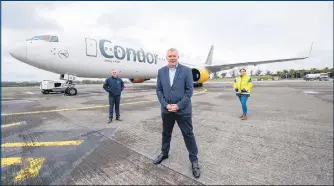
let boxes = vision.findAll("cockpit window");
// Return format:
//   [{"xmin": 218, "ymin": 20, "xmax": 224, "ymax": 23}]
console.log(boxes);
[
  {"xmin": 50, "ymin": 36, "xmax": 58, "ymax": 42},
  {"xmin": 27, "ymin": 35, "xmax": 59, "ymax": 42}
]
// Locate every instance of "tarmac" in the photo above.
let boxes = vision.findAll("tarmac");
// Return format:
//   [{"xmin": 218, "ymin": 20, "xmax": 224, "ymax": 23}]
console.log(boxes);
[{"xmin": 1, "ymin": 79, "xmax": 333, "ymax": 185}]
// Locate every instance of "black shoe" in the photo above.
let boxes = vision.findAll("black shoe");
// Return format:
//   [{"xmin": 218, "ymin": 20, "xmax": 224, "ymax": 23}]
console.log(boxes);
[
  {"xmin": 116, "ymin": 117, "xmax": 122, "ymax": 121},
  {"xmin": 192, "ymin": 162, "xmax": 201, "ymax": 178},
  {"xmin": 108, "ymin": 119, "xmax": 112, "ymax": 123},
  {"xmin": 152, "ymin": 153, "xmax": 168, "ymax": 164}
]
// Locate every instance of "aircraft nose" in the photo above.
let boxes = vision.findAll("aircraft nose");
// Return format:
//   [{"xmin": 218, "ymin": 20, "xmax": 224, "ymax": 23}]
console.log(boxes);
[{"xmin": 9, "ymin": 42, "xmax": 27, "ymax": 62}]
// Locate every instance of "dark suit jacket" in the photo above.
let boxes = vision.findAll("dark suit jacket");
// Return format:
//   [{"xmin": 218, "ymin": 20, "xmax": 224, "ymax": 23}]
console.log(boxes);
[{"xmin": 156, "ymin": 63, "xmax": 194, "ymax": 114}]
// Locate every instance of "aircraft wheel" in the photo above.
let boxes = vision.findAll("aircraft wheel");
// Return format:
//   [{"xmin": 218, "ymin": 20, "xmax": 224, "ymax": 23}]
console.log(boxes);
[
  {"xmin": 42, "ymin": 90, "xmax": 49, "ymax": 94},
  {"xmin": 193, "ymin": 83, "xmax": 203, "ymax": 88},
  {"xmin": 67, "ymin": 87, "xmax": 77, "ymax": 96}
]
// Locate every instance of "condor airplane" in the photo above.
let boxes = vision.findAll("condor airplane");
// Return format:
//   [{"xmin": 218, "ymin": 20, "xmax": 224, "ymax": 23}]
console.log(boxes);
[{"xmin": 9, "ymin": 33, "xmax": 312, "ymax": 95}]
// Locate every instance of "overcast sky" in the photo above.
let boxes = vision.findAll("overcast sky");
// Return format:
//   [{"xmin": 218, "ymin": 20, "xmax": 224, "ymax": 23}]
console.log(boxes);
[{"xmin": 1, "ymin": 1, "xmax": 333, "ymax": 81}]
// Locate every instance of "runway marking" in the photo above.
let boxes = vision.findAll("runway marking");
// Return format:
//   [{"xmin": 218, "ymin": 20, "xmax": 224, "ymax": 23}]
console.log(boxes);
[
  {"xmin": 303, "ymin": 90, "xmax": 320, "ymax": 94},
  {"xmin": 1, "ymin": 100, "xmax": 157, "ymax": 116},
  {"xmin": 2, "ymin": 97, "xmax": 15, "ymax": 100},
  {"xmin": 1, "ymin": 88, "xmax": 207, "ymax": 116},
  {"xmin": 2, "ymin": 140, "xmax": 84, "ymax": 148},
  {"xmin": 2, "ymin": 121, "xmax": 27, "ymax": 128},
  {"xmin": 2, "ymin": 139, "xmax": 85, "ymax": 183},
  {"xmin": 26, "ymin": 91, "xmax": 34, "ymax": 94},
  {"xmin": 1, "ymin": 157, "xmax": 45, "ymax": 182}
]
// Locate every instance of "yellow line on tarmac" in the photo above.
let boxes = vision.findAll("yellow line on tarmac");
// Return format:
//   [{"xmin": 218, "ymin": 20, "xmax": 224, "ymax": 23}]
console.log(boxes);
[
  {"xmin": 2, "ymin": 122, "xmax": 21, "ymax": 128},
  {"xmin": 195, "ymin": 88, "xmax": 207, "ymax": 95},
  {"xmin": 1, "ymin": 157, "xmax": 22, "ymax": 167},
  {"xmin": 2, "ymin": 140, "xmax": 84, "ymax": 148},
  {"xmin": 1, "ymin": 157, "xmax": 45, "ymax": 182},
  {"xmin": 1, "ymin": 100, "xmax": 156, "ymax": 116},
  {"xmin": 2, "ymin": 121, "xmax": 27, "ymax": 128},
  {"xmin": 1, "ymin": 88, "xmax": 207, "ymax": 116},
  {"xmin": 14, "ymin": 157, "xmax": 44, "ymax": 182}
]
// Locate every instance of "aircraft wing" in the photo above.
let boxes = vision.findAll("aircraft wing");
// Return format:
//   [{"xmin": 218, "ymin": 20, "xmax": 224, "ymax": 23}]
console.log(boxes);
[
  {"xmin": 204, "ymin": 56, "xmax": 309, "ymax": 73},
  {"xmin": 201, "ymin": 43, "xmax": 313, "ymax": 73}
]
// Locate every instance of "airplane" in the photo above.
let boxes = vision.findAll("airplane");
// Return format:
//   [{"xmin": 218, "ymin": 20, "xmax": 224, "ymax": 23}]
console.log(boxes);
[{"xmin": 9, "ymin": 33, "xmax": 312, "ymax": 96}]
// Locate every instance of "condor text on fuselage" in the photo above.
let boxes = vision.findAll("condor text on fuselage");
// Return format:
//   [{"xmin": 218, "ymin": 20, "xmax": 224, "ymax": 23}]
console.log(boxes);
[{"xmin": 99, "ymin": 39, "xmax": 159, "ymax": 65}]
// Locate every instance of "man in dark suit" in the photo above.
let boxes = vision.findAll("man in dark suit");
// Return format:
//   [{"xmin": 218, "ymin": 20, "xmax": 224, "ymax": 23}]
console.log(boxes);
[{"xmin": 154, "ymin": 48, "xmax": 201, "ymax": 178}]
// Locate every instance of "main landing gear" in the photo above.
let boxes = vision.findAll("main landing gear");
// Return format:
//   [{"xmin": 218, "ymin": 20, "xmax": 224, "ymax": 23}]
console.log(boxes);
[
  {"xmin": 63, "ymin": 81, "xmax": 77, "ymax": 96},
  {"xmin": 193, "ymin": 83, "xmax": 203, "ymax": 88},
  {"xmin": 61, "ymin": 74, "xmax": 77, "ymax": 96}
]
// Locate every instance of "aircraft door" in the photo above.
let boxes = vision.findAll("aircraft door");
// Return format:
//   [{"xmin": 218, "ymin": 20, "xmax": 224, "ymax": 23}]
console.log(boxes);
[{"xmin": 85, "ymin": 38, "xmax": 97, "ymax": 57}]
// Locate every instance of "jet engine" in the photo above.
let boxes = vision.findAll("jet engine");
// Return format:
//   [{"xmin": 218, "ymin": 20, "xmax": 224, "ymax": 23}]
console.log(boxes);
[
  {"xmin": 129, "ymin": 78, "xmax": 150, "ymax": 83},
  {"xmin": 191, "ymin": 68, "xmax": 210, "ymax": 87}
]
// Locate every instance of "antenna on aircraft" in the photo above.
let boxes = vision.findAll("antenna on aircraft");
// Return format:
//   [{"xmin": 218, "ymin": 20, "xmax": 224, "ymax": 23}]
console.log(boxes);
[{"xmin": 308, "ymin": 42, "xmax": 313, "ymax": 57}]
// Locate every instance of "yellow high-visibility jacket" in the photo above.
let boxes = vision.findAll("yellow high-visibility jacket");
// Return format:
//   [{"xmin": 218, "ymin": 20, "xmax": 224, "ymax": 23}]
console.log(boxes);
[{"xmin": 233, "ymin": 75, "xmax": 253, "ymax": 93}]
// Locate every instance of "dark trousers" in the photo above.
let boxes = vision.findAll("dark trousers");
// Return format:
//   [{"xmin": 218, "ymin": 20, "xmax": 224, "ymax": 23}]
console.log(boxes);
[
  {"xmin": 161, "ymin": 112, "xmax": 198, "ymax": 163},
  {"xmin": 109, "ymin": 95, "xmax": 120, "ymax": 119}
]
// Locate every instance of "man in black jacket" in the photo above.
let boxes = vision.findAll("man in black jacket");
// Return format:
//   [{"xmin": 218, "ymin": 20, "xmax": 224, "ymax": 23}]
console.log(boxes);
[{"xmin": 103, "ymin": 70, "xmax": 124, "ymax": 123}]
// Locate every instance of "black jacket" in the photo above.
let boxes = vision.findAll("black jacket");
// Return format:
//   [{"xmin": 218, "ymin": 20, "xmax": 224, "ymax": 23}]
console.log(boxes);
[{"xmin": 103, "ymin": 76, "xmax": 124, "ymax": 96}]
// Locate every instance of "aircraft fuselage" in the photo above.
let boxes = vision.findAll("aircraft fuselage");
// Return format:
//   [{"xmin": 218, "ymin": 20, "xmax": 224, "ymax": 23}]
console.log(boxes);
[{"xmin": 23, "ymin": 34, "xmax": 168, "ymax": 79}]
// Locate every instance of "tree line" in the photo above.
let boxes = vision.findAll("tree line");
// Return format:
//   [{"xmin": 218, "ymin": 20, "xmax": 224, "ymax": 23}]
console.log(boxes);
[{"xmin": 214, "ymin": 67, "xmax": 333, "ymax": 79}]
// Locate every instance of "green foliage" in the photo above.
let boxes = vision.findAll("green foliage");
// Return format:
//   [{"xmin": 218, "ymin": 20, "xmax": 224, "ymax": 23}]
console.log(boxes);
[
  {"xmin": 251, "ymin": 76, "xmax": 273, "ymax": 80},
  {"xmin": 310, "ymin": 68, "xmax": 317, "ymax": 74},
  {"xmin": 300, "ymin": 71, "xmax": 305, "ymax": 77},
  {"xmin": 247, "ymin": 67, "xmax": 333, "ymax": 80},
  {"xmin": 214, "ymin": 72, "xmax": 219, "ymax": 79},
  {"xmin": 274, "ymin": 67, "xmax": 332, "ymax": 79},
  {"xmin": 255, "ymin": 69, "xmax": 262, "ymax": 76},
  {"xmin": 1, "ymin": 81, "xmax": 40, "ymax": 87}
]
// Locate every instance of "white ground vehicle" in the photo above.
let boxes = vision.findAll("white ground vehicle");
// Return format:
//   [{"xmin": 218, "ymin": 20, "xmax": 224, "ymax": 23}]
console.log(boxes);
[
  {"xmin": 304, "ymin": 73, "xmax": 329, "ymax": 81},
  {"xmin": 319, "ymin": 73, "xmax": 329, "ymax": 81},
  {"xmin": 40, "ymin": 74, "xmax": 78, "ymax": 96}
]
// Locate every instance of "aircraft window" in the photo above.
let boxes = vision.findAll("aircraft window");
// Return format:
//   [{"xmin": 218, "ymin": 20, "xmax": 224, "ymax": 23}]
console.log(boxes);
[
  {"xmin": 30, "ymin": 36, "xmax": 41, "ymax": 40},
  {"xmin": 43, "ymin": 35, "xmax": 51, "ymax": 41},
  {"xmin": 27, "ymin": 35, "xmax": 58, "ymax": 42},
  {"xmin": 50, "ymin": 36, "xmax": 59, "ymax": 42}
]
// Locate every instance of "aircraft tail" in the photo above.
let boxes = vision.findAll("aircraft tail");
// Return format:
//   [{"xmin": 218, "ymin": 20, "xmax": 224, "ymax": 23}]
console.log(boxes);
[{"xmin": 205, "ymin": 45, "xmax": 214, "ymax": 65}]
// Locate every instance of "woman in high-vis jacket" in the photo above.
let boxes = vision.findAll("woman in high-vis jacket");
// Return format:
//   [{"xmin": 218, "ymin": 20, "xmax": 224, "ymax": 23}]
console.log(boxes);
[{"xmin": 233, "ymin": 68, "xmax": 253, "ymax": 120}]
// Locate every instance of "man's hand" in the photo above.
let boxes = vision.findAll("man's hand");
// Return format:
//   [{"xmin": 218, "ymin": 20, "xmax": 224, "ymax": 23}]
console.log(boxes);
[
  {"xmin": 167, "ymin": 104, "xmax": 179, "ymax": 112},
  {"xmin": 171, "ymin": 104, "xmax": 179, "ymax": 111},
  {"xmin": 166, "ymin": 104, "xmax": 173, "ymax": 111}
]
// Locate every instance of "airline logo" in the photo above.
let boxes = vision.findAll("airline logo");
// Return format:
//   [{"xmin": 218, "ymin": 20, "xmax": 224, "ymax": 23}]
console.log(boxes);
[
  {"xmin": 58, "ymin": 50, "xmax": 69, "ymax": 59},
  {"xmin": 99, "ymin": 40, "xmax": 158, "ymax": 65}
]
